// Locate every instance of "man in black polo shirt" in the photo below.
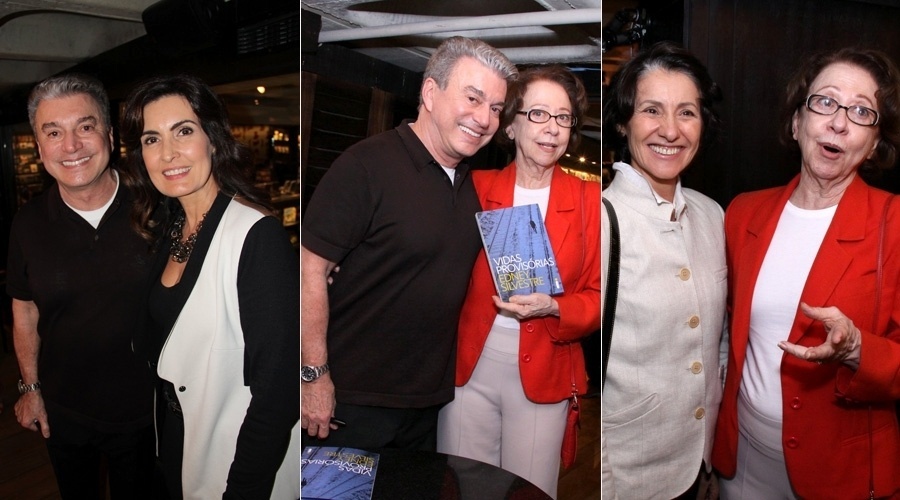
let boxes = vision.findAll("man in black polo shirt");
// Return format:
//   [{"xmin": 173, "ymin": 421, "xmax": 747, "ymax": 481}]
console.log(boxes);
[
  {"xmin": 301, "ymin": 37, "xmax": 517, "ymax": 450},
  {"xmin": 8, "ymin": 74, "xmax": 155, "ymax": 498}
]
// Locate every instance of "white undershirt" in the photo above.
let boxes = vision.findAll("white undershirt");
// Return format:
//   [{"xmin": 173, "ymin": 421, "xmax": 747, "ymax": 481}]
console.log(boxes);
[
  {"xmin": 488, "ymin": 184, "xmax": 552, "ymax": 336},
  {"xmin": 741, "ymin": 201, "xmax": 835, "ymax": 437},
  {"xmin": 65, "ymin": 169, "xmax": 119, "ymax": 229},
  {"xmin": 440, "ymin": 165, "xmax": 455, "ymax": 184}
]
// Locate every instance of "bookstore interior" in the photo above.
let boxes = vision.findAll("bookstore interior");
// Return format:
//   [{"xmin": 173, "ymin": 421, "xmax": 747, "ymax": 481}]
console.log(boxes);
[{"xmin": 7, "ymin": 79, "xmax": 300, "ymax": 249}]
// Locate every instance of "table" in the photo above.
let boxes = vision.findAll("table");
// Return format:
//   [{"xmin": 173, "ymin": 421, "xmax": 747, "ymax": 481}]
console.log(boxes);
[
  {"xmin": 302, "ymin": 447, "xmax": 552, "ymax": 500},
  {"xmin": 371, "ymin": 449, "xmax": 551, "ymax": 500}
]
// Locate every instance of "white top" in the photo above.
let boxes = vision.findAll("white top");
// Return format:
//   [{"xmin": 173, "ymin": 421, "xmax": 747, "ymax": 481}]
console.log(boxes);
[
  {"xmin": 158, "ymin": 200, "xmax": 301, "ymax": 499},
  {"xmin": 485, "ymin": 184, "xmax": 552, "ymax": 341},
  {"xmin": 740, "ymin": 201, "xmax": 835, "ymax": 445},
  {"xmin": 66, "ymin": 169, "xmax": 118, "ymax": 228},
  {"xmin": 440, "ymin": 165, "xmax": 455, "ymax": 184},
  {"xmin": 612, "ymin": 161, "xmax": 686, "ymax": 220}
]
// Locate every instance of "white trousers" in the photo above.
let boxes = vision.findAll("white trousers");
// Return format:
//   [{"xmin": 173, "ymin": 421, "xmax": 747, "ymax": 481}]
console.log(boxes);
[
  {"xmin": 437, "ymin": 325, "xmax": 568, "ymax": 499},
  {"xmin": 720, "ymin": 393, "xmax": 798, "ymax": 500}
]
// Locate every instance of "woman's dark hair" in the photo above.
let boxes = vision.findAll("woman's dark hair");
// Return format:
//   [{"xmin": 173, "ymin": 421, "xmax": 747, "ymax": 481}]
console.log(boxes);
[
  {"xmin": 120, "ymin": 74, "xmax": 271, "ymax": 243},
  {"xmin": 779, "ymin": 47, "xmax": 900, "ymax": 177},
  {"xmin": 602, "ymin": 41, "xmax": 722, "ymax": 164},
  {"xmin": 496, "ymin": 64, "xmax": 589, "ymax": 152}
]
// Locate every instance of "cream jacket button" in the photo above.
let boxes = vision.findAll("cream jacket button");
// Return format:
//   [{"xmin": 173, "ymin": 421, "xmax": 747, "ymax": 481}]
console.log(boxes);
[
  {"xmin": 690, "ymin": 362, "xmax": 703, "ymax": 374},
  {"xmin": 694, "ymin": 407, "xmax": 705, "ymax": 419},
  {"xmin": 679, "ymin": 268, "xmax": 691, "ymax": 281},
  {"xmin": 688, "ymin": 316, "xmax": 700, "ymax": 328}
]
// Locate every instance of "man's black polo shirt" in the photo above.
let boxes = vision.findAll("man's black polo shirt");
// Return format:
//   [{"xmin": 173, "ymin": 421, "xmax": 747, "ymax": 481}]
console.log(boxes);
[
  {"xmin": 6, "ymin": 179, "xmax": 155, "ymax": 432},
  {"xmin": 303, "ymin": 120, "xmax": 483, "ymax": 408}
]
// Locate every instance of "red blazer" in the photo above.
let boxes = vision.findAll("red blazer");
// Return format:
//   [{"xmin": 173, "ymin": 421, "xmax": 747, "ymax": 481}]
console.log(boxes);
[
  {"xmin": 711, "ymin": 175, "xmax": 900, "ymax": 499},
  {"xmin": 455, "ymin": 162, "xmax": 600, "ymax": 403}
]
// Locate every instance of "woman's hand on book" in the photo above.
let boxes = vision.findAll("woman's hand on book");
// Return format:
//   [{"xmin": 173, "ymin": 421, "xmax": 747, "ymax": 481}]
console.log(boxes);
[{"xmin": 492, "ymin": 293, "xmax": 559, "ymax": 319}]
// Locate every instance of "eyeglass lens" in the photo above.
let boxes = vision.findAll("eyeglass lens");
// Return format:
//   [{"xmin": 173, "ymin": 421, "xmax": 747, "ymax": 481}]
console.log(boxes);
[
  {"xmin": 806, "ymin": 95, "xmax": 878, "ymax": 126},
  {"xmin": 522, "ymin": 110, "xmax": 576, "ymax": 128}
]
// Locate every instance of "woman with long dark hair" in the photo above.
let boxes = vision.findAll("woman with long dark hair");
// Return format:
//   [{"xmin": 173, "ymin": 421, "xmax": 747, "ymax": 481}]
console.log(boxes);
[{"xmin": 121, "ymin": 74, "xmax": 299, "ymax": 499}]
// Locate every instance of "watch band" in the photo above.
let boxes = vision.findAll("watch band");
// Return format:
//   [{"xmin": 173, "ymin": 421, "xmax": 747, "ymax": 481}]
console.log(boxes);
[
  {"xmin": 301, "ymin": 363, "xmax": 329, "ymax": 383},
  {"xmin": 18, "ymin": 379, "xmax": 41, "ymax": 394}
]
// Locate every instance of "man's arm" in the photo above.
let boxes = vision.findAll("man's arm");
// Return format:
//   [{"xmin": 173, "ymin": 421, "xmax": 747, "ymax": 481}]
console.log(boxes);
[
  {"xmin": 300, "ymin": 246, "xmax": 338, "ymax": 439},
  {"xmin": 12, "ymin": 298, "xmax": 50, "ymax": 437}
]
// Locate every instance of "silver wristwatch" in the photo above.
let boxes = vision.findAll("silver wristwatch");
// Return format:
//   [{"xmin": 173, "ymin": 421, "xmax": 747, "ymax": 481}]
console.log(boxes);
[
  {"xmin": 17, "ymin": 379, "xmax": 41, "ymax": 394},
  {"xmin": 301, "ymin": 363, "xmax": 329, "ymax": 383}
]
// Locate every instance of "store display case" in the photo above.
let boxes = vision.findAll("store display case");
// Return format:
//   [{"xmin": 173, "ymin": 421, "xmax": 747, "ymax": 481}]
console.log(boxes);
[{"xmin": 12, "ymin": 131, "xmax": 49, "ymax": 207}]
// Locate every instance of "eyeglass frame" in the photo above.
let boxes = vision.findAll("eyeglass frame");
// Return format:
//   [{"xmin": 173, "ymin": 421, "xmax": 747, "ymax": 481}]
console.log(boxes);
[
  {"xmin": 516, "ymin": 109, "xmax": 577, "ymax": 128},
  {"xmin": 804, "ymin": 94, "xmax": 880, "ymax": 127}
]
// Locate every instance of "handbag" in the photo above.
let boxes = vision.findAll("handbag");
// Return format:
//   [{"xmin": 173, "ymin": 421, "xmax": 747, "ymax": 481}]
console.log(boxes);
[
  {"xmin": 601, "ymin": 198, "xmax": 620, "ymax": 390},
  {"xmin": 868, "ymin": 195, "xmax": 894, "ymax": 499},
  {"xmin": 561, "ymin": 183, "xmax": 591, "ymax": 469},
  {"xmin": 560, "ymin": 383, "xmax": 580, "ymax": 469},
  {"xmin": 563, "ymin": 197, "xmax": 616, "ymax": 468}
]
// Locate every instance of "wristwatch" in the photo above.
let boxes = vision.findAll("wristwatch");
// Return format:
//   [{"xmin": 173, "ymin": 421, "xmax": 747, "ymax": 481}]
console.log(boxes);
[
  {"xmin": 301, "ymin": 363, "xmax": 329, "ymax": 383},
  {"xmin": 17, "ymin": 379, "xmax": 41, "ymax": 394}
]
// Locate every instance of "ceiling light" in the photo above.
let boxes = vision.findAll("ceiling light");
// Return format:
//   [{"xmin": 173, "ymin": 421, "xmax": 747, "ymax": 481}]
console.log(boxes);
[{"xmin": 257, "ymin": 86, "xmax": 266, "ymax": 94}]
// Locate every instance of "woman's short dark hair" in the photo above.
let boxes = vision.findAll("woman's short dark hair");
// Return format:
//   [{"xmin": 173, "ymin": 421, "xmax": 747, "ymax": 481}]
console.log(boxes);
[
  {"xmin": 496, "ymin": 64, "xmax": 589, "ymax": 152},
  {"xmin": 602, "ymin": 41, "xmax": 722, "ymax": 164},
  {"xmin": 120, "ymin": 74, "xmax": 271, "ymax": 243},
  {"xmin": 779, "ymin": 47, "xmax": 900, "ymax": 177}
]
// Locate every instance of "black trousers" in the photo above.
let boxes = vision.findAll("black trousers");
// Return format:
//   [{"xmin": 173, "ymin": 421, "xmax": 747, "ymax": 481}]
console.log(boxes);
[
  {"xmin": 672, "ymin": 465, "xmax": 709, "ymax": 500},
  {"xmin": 45, "ymin": 412, "xmax": 155, "ymax": 500},
  {"xmin": 301, "ymin": 402, "xmax": 442, "ymax": 451},
  {"xmin": 156, "ymin": 381, "xmax": 185, "ymax": 500}
]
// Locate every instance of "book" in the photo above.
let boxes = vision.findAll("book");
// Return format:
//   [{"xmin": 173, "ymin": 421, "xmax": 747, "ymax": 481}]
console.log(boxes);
[
  {"xmin": 475, "ymin": 203, "xmax": 564, "ymax": 302},
  {"xmin": 301, "ymin": 446, "xmax": 380, "ymax": 500}
]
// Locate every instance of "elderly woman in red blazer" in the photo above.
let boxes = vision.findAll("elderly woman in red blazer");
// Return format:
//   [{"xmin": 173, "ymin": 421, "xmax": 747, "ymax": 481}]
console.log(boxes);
[
  {"xmin": 436, "ymin": 65, "xmax": 599, "ymax": 499},
  {"xmin": 712, "ymin": 48, "xmax": 900, "ymax": 499}
]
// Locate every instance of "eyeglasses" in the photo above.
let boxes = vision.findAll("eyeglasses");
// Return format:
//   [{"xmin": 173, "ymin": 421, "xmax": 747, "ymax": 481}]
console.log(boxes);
[
  {"xmin": 805, "ymin": 94, "xmax": 879, "ymax": 126},
  {"xmin": 516, "ymin": 109, "xmax": 577, "ymax": 128}
]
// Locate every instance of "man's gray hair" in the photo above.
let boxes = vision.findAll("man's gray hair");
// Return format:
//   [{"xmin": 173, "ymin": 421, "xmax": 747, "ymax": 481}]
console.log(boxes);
[
  {"xmin": 27, "ymin": 73, "xmax": 112, "ymax": 132},
  {"xmin": 421, "ymin": 36, "xmax": 518, "ymax": 104}
]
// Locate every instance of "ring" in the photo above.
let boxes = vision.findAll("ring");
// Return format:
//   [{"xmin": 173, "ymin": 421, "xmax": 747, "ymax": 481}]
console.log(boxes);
[{"xmin": 32, "ymin": 419, "xmax": 38, "ymax": 424}]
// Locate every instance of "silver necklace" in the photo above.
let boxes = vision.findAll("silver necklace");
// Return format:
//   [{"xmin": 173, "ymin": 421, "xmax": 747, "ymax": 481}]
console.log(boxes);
[{"xmin": 169, "ymin": 212, "xmax": 207, "ymax": 263}]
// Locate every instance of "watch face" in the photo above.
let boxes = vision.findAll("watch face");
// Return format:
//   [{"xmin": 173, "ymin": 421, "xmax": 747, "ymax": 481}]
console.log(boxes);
[{"xmin": 302, "ymin": 364, "xmax": 328, "ymax": 382}]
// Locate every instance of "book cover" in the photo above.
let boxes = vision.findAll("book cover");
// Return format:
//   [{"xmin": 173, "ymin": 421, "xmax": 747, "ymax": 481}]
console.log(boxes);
[
  {"xmin": 475, "ymin": 203, "xmax": 564, "ymax": 302},
  {"xmin": 301, "ymin": 446, "xmax": 380, "ymax": 500}
]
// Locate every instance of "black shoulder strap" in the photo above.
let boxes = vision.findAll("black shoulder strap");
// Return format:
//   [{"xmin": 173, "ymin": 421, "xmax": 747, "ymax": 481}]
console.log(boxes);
[{"xmin": 601, "ymin": 198, "xmax": 620, "ymax": 391}]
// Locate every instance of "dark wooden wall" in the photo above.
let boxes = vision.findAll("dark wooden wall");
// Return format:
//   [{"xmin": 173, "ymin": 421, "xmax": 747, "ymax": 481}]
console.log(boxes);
[
  {"xmin": 681, "ymin": 0, "xmax": 900, "ymax": 206},
  {"xmin": 300, "ymin": 72, "xmax": 420, "ymax": 213}
]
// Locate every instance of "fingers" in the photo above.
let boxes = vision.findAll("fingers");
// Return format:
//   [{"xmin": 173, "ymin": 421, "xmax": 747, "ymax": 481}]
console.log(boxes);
[
  {"xmin": 779, "ymin": 335, "xmax": 858, "ymax": 365},
  {"xmin": 496, "ymin": 294, "xmax": 553, "ymax": 319},
  {"xmin": 301, "ymin": 378, "xmax": 337, "ymax": 439},
  {"xmin": 37, "ymin": 418, "xmax": 50, "ymax": 438},
  {"xmin": 302, "ymin": 411, "xmax": 333, "ymax": 438},
  {"xmin": 797, "ymin": 302, "xmax": 861, "ymax": 355},
  {"xmin": 778, "ymin": 340, "xmax": 819, "ymax": 362},
  {"xmin": 305, "ymin": 423, "xmax": 330, "ymax": 439},
  {"xmin": 15, "ymin": 411, "xmax": 50, "ymax": 437},
  {"xmin": 303, "ymin": 416, "xmax": 339, "ymax": 439}
]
